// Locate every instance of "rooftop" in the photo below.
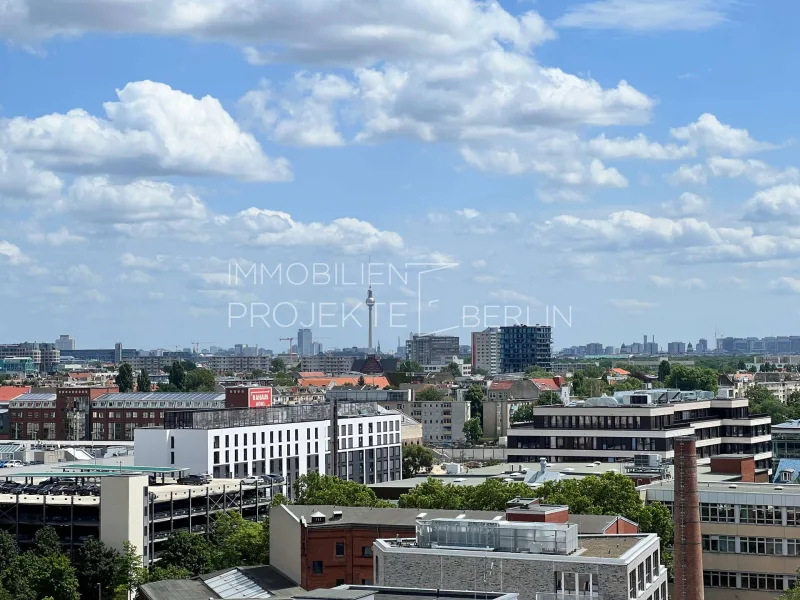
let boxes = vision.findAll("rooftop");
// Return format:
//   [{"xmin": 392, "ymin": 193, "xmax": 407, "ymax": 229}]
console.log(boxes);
[
  {"xmin": 140, "ymin": 565, "xmax": 303, "ymax": 600},
  {"xmin": 774, "ymin": 419, "xmax": 800, "ymax": 429},
  {"xmin": 306, "ymin": 587, "xmax": 516, "ymax": 600},
  {"xmin": 279, "ymin": 504, "xmax": 505, "ymax": 527}
]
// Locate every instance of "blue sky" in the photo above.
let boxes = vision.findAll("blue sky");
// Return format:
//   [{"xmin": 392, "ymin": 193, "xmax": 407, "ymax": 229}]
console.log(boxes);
[{"xmin": 0, "ymin": 0, "xmax": 798, "ymax": 352}]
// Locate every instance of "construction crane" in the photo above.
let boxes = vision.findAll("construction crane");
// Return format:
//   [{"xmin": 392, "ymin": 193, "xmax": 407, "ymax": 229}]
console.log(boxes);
[
  {"xmin": 279, "ymin": 337, "xmax": 294, "ymax": 360},
  {"xmin": 191, "ymin": 341, "xmax": 216, "ymax": 354}
]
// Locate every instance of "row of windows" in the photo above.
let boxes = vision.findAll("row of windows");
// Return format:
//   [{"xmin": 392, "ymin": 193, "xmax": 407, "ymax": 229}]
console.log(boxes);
[
  {"xmin": 628, "ymin": 548, "xmax": 661, "ymax": 598},
  {"xmin": 211, "ymin": 422, "xmax": 399, "ymax": 450},
  {"xmin": 704, "ymin": 570, "xmax": 795, "ymax": 591},
  {"xmin": 702, "ymin": 535, "xmax": 800, "ymax": 555},
  {"xmin": 700, "ymin": 503, "xmax": 800, "ymax": 525}
]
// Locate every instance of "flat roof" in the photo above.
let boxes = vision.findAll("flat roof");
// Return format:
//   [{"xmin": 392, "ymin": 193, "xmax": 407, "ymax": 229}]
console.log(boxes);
[
  {"xmin": 579, "ymin": 535, "xmax": 644, "ymax": 558},
  {"xmin": 330, "ymin": 587, "xmax": 516, "ymax": 600},
  {"xmin": 61, "ymin": 465, "xmax": 186, "ymax": 474},
  {"xmin": 279, "ymin": 505, "xmax": 505, "ymax": 527},
  {"xmin": 642, "ymin": 480, "xmax": 800, "ymax": 495},
  {"xmin": 2, "ymin": 471, "xmax": 123, "ymax": 478}
]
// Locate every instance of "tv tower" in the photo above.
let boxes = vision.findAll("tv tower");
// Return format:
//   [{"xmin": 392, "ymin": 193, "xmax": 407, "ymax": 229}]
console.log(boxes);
[{"xmin": 366, "ymin": 285, "xmax": 375, "ymax": 351}]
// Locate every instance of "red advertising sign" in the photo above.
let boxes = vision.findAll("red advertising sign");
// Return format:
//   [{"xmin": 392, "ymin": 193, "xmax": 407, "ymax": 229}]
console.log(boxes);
[{"xmin": 248, "ymin": 387, "xmax": 272, "ymax": 408}]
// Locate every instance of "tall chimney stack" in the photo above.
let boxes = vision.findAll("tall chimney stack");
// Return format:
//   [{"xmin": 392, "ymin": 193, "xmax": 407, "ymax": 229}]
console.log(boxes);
[{"xmin": 674, "ymin": 436, "xmax": 704, "ymax": 600}]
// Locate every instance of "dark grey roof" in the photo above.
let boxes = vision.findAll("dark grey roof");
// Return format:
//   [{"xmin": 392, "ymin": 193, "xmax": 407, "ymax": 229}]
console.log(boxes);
[
  {"xmin": 568, "ymin": 514, "xmax": 620, "ymax": 534},
  {"xmin": 140, "ymin": 565, "xmax": 304, "ymax": 600},
  {"xmin": 298, "ymin": 591, "xmax": 375, "ymax": 600},
  {"xmin": 280, "ymin": 505, "xmax": 505, "ymax": 528}
]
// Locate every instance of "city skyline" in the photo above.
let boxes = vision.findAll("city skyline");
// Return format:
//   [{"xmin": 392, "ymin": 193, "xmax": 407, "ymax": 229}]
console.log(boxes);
[{"xmin": 1, "ymin": 2, "xmax": 799, "ymax": 349}]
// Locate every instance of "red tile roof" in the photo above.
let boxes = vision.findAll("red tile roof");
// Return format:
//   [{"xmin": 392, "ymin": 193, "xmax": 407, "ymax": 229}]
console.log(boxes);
[
  {"xmin": 609, "ymin": 368, "xmax": 630, "ymax": 376},
  {"xmin": 298, "ymin": 371, "xmax": 326, "ymax": 377},
  {"xmin": 0, "ymin": 386, "xmax": 30, "ymax": 402},
  {"xmin": 490, "ymin": 380, "xmax": 515, "ymax": 390},
  {"xmin": 298, "ymin": 376, "xmax": 390, "ymax": 389},
  {"xmin": 532, "ymin": 378, "xmax": 560, "ymax": 391}
]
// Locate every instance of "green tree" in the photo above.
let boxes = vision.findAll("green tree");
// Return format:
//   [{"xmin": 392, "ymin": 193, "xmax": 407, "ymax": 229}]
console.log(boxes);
[
  {"xmin": 657, "ymin": 360, "xmax": 671, "ymax": 383},
  {"xmin": 524, "ymin": 365, "xmax": 551, "ymax": 378},
  {"xmin": 472, "ymin": 367, "xmax": 489, "ymax": 377},
  {"xmin": 0, "ymin": 530, "xmax": 18, "ymax": 566},
  {"xmin": 403, "ymin": 445, "xmax": 435, "ymax": 478},
  {"xmin": 156, "ymin": 382, "xmax": 180, "ymax": 392},
  {"xmin": 779, "ymin": 570, "xmax": 800, "ymax": 599},
  {"xmin": 33, "ymin": 526, "xmax": 62, "ymax": 556},
  {"xmin": 114, "ymin": 363, "xmax": 135, "ymax": 393},
  {"xmin": 398, "ymin": 477, "xmax": 533, "ymax": 511},
  {"xmin": 737, "ymin": 360, "xmax": 747, "ymax": 370},
  {"xmin": 747, "ymin": 385, "xmax": 798, "ymax": 424},
  {"xmin": 75, "ymin": 537, "xmax": 121, "ymax": 600},
  {"xmin": 184, "ymin": 368, "xmax": 216, "ymax": 392},
  {"xmin": 357, "ymin": 375, "xmax": 366, "ymax": 386},
  {"xmin": 462, "ymin": 417, "xmax": 482, "ymax": 444},
  {"xmin": 398, "ymin": 360, "xmax": 422, "ymax": 373},
  {"xmin": 167, "ymin": 361, "xmax": 187, "ymax": 390},
  {"xmin": 115, "ymin": 543, "xmax": 145, "ymax": 599},
  {"xmin": 294, "ymin": 472, "xmax": 393, "ymax": 507},
  {"xmin": 464, "ymin": 385, "xmax": 485, "ymax": 425},
  {"xmin": 136, "ymin": 369, "xmax": 151, "ymax": 392},
  {"xmin": 443, "ymin": 362, "xmax": 461, "ymax": 378},
  {"xmin": 638, "ymin": 503, "xmax": 674, "ymax": 550},
  {"xmin": 415, "ymin": 387, "xmax": 446, "ymax": 402},
  {"xmin": 788, "ymin": 391, "xmax": 800, "ymax": 406},
  {"xmin": 159, "ymin": 531, "xmax": 213, "ymax": 576},
  {"xmin": 535, "ymin": 390, "xmax": 560, "ymax": 405},
  {"xmin": 664, "ymin": 365, "xmax": 718, "ymax": 393},
  {"xmin": 145, "ymin": 565, "xmax": 192, "ymax": 583},
  {"xmin": 3, "ymin": 551, "xmax": 80, "ymax": 600},
  {"xmin": 209, "ymin": 512, "xmax": 269, "ymax": 569},
  {"xmin": 251, "ymin": 369, "xmax": 266, "ymax": 378},
  {"xmin": 270, "ymin": 358, "xmax": 286, "ymax": 373},
  {"xmin": 510, "ymin": 403, "xmax": 535, "ymax": 423}
]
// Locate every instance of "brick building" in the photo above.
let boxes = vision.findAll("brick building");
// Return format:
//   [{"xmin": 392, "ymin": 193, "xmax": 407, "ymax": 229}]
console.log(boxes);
[
  {"xmin": 8, "ymin": 386, "xmax": 272, "ymax": 441},
  {"xmin": 269, "ymin": 503, "xmax": 641, "ymax": 591}
]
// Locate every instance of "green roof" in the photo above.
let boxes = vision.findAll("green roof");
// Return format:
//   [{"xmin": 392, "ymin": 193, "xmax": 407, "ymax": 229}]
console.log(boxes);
[{"xmin": 59, "ymin": 465, "xmax": 187, "ymax": 473}]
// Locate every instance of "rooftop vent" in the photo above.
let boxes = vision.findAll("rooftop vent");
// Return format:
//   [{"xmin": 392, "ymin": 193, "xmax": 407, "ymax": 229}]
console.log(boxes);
[
  {"xmin": 416, "ymin": 512, "xmax": 427, "ymax": 519},
  {"xmin": 456, "ymin": 514, "xmax": 466, "ymax": 519},
  {"xmin": 331, "ymin": 510, "xmax": 343, "ymax": 520},
  {"xmin": 728, "ymin": 484, "xmax": 738, "ymax": 489},
  {"xmin": 775, "ymin": 486, "xmax": 784, "ymax": 491},
  {"xmin": 311, "ymin": 511, "xmax": 326, "ymax": 523}
]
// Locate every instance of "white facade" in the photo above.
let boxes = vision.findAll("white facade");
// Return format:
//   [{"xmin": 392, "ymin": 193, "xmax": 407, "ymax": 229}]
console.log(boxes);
[
  {"xmin": 421, "ymin": 356, "xmax": 472, "ymax": 377},
  {"xmin": 299, "ymin": 354, "xmax": 358, "ymax": 375},
  {"xmin": 406, "ymin": 399, "xmax": 471, "ymax": 444},
  {"xmin": 55, "ymin": 335, "xmax": 76, "ymax": 351},
  {"xmin": 135, "ymin": 411, "xmax": 403, "ymax": 497},
  {"xmin": 472, "ymin": 328, "xmax": 500, "ymax": 375}
]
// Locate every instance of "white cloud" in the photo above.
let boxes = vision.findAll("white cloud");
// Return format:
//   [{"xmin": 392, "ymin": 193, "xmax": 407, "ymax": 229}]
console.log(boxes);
[
  {"xmin": 707, "ymin": 157, "xmax": 799, "ymax": 187},
  {"xmin": 0, "ymin": 241, "xmax": 30, "ymax": 265},
  {"xmin": 556, "ymin": 0, "xmax": 731, "ymax": 31},
  {"xmin": 587, "ymin": 133, "xmax": 693, "ymax": 160},
  {"xmin": 0, "ymin": 149, "xmax": 63, "ymax": 205},
  {"xmin": 648, "ymin": 274, "xmax": 706, "ymax": 289},
  {"xmin": 64, "ymin": 177, "xmax": 210, "ymax": 223},
  {"xmin": 1, "ymin": 0, "xmax": 557, "ymax": 64},
  {"xmin": 661, "ymin": 192, "xmax": 708, "ymax": 217},
  {"xmin": 1, "ymin": 81, "xmax": 291, "ymax": 182},
  {"xmin": 648, "ymin": 275, "xmax": 673, "ymax": 288},
  {"xmin": 456, "ymin": 208, "xmax": 480, "ymax": 219},
  {"xmin": 744, "ymin": 185, "xmax": 800, "ymax": 222},
  {"xmin": 224, "ymin": 208, "xmax": 404, "ymax": 253},
  {"xmin": 770, "ymin": 277, "xmax": 800, "ymax": 294},
  {"xmin": 682, "ymin": 277, "xmax": 706, "ymax": 289},
  {"xmin": 488, "ymin": 289, "xmax": 540, "ymax": 305},
  {"xmin": 538, "ymin": 188, "xmax": 586, "ymax": 203},
  {"xmin": 671, "ymin": 113, "xmax": 776, "ymax": 156},
  {"xmin": 609, "ymin": 298, "xmax": 657, "ymax": 310},
  {"xmin": 472, "ymin": 259, "xmax": 487, "ymax": 269},
  {"xmin": 84, "ymin": 289, "xmax": 109, "ymax": 303},
  {"xmin": 118, "ymin": 270, "xmax": 155, "ymax": 284},
  {"xmin": 668, "ymin": 164, "xmax": 707, "ymax": 186},
  {"xmin": 723, "ymin": 276, "xmax": 748, "ymax": 288},
  {"xmin": 65, "ymin": 264, "xmax": 101, "ymax": 285},
  {"xmin": 27, "ymin": 227, "xmax": 87, "ymax": 246}
]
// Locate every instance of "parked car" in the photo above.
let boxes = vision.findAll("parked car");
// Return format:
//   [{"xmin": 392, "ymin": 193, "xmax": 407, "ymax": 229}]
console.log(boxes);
[
  {"xmin": 240, "ymin": 476, "xmax": 260, "ymax": 485},
  {"xmin": 177, "ymin": 475, "xmax": 210, "ymax": 486},
  {"xmin": 261, "ymin": 473, "xmax": 285, "ymax": 484}
]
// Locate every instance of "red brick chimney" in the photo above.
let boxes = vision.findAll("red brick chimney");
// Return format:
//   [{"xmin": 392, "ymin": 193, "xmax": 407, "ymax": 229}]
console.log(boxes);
[{"xmin": 674, "ymin": 436, "xmax": 704, "ymax": 600}]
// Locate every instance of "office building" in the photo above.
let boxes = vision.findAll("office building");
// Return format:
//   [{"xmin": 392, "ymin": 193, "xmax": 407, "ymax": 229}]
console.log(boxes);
[
  {"xmin": 55, "ymin": 335, "xmax": 76, "ymax": 352},
  {"xmin": 585, "ymin": 342, "xmax": 603, "ymax": 355},
  {"xmin": 300, "ymin": 355, "xmax": 358, "ymax": 375},
  {"xmin": 312, "ymin": 341, "xmax": 323, "ymax": 355},
  {"xmin": 771, "ymin": 420, "xmax": 800, "ymax": 471},
  {"xmin": 643, "ymin": 479, "xmax": 800, "ymax": 599},
  {"xmin": 374, "ymin": 516, "xmax": 666, "ymax": 600},
  {"xmin": 405, "ymin": 335, "xmax": 460, "ymax": 366},
  {"xmin": 333, "ymin": 389, "xmax": 470, "ymax": 444},
  {"xmin": 499, "ymin": 325, "xmax": 552, "ymax": 373},
  {"xmin": 472, "ymin": 328, "xmax": 500, "ymax": 376},
  {"xmin": 135, "ymin": 401, "xmax": 403, "ymax": 493},
  {"xmin": 0, "ymin": 343, "xmax": 59, "ymax": 373},
  {"xmin": 298, "ymin": 329, "xmax": 313, "ymax": 357},
  {"xmin": 667, "ymin": 341, "xmax": 686, "ymax": 355},
  {"xmin": 507, "ymin": 392, "xmax": 771, "ymax": 468},
  {"xmin": 114, "ymin": 342, "xmax": 123, "ymax": 364},
  {"xmin": 0, "ymin": 357, "xmax": 36, "ymax": 376}
]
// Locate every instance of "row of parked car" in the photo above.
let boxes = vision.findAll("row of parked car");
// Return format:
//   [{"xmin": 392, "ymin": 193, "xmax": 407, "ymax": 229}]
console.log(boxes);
[
  {"xmin": 241, "ymin": 474, "xmax": 285, "ymax": 486},
  {"xmin": 0, "ymin": 479, "xmax": 100, "ymax": 496}
]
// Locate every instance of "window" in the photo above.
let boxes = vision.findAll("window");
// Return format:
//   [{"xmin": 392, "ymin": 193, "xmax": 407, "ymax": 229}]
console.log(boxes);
[
  {"xmin": 645, "ymin": 557, "xmax": 653, "ymax": 583},
  {"xmin": 335, "ymin": 542, "xmax": 345, "ymax": 557},
  {"xmin": 701, "ymin": 503, "xmax": 735, "ymax": 523},
  {"xmin": 214, "ymin": 436, "xmax": 220, "ymax": 449},
  {"xmin": 702, "ymin": 535, "xmax": 736, "ymax": 553},
  {"xmin": 312, "ymin": 561, "xmax": 323, "ymax": 574},
  {"xmin": 362, "ymin": 579, "xmax": 372, "ymax": 585},
  {"xmin": 637, "ymin": 563, "xmax": 644, "ymax": 591},
  {"xmin": 703, "ymin": 571, "xmax": 737, "ymax": 588},
  {"xmin": 629, "ymin": 571, "xmax": 636, "ymax": 599},
  {"xmin": 362, "ymin": 546, "xmax": 372, "ymax": 557}
]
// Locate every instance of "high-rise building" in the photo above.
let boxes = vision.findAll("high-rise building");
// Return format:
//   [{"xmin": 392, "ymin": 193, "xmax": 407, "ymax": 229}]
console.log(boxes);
[
  {"xmin": 668, "ymin": 341, "xmax": 687, "ymax": 355},
  {"xmin": 585, "ymin": 342, "xmax": 603, "ymax": 354},
  {"xmin": 114, "ymin": 342, "xmax": 123, "ymax": 364},
  {"xmin": 55, "ymin": 335, "xmax": 76, "ymax": 351},
  {"xmin": 366, "ymin": 286, "xmax": 375, "ymax": 351},
  {"xmin": 471, "ymin": 327, "xmax": 500, "ymax": 375},
  {"xmin": 311, "ymin": 341, "xmax": 322, "ymax": 355},
  {"xmin": 297, "ymin": 328, "xmax": 313, "ymax": 357},
  {"xmin": 697, "ymin": 338, "xmax": 708, "ymax": 353},
  {"xmin": 405, "ymin": 335, "xmax": 460, "ymax": 366},
  {"xmin": 499, "ymin": 324, "xmax": 552, "ymax": 373}
]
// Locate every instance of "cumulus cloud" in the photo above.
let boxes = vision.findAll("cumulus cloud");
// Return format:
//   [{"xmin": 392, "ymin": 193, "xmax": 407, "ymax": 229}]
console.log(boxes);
[
  {"xmin": 1, "ymin": 0, "xmax": 557, "ymax": 64},
  {"xmin": 556, "ymin": 0, "xmax": 732, "ymax": 32},
  {"xmin": 587, "ymin": 133, "xmax": 693, "ymax": 160},
  {"xmin": 0, "ymin": 241, "xmax": 30, "ymax": 265},
  {"xmin": 668, "ymin": 164, "xmax": 707, "ymax": 186},
  {"xmin": 648, "ymin": 275, "xmax": 706, "ymax": 289},
  {"xmin": 671, "ymin": 113, "xmax": 777, "ymax": 156},
  {"xmin": 27, "ymin": 227, "xmax": 87, "ymax": 246},
  {"xmin": 707, "ymin": 157, "xmax": 798, "ymax": 187},
  {"xmin": 609, "ymin": 298, "xmax": 657, "ymax": 310},
  {"xmin": 744, "ymin": 185, "xmax": 800, "ymax": 222},
  {"xmin": 0, "ymin": 149, "xmax": 63, "ymax": 205},
  {"xmin": 661, "ymin": 192, "xmax": 708, "ymax": 217},
  {"xmin": 1, "ymin": 81, "xmax": 291, "ymax": 182},
  {"xmin": 770, "ymin": 277, "xmax": 800, "ymax": 294}
]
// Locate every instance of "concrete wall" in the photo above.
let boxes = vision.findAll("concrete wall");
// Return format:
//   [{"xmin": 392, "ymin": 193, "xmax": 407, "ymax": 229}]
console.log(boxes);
[
  {"xmin": 270, "ymin": 505, "xmax": 302, "ymax": 584},
  {"xmin": 100, "ymin": 475, "xmax": 148, "ymax": 565}
]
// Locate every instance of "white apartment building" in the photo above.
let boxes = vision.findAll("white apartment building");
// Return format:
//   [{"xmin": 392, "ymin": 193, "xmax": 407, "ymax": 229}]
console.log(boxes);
[
  {"xmin": 472, "ymin": 327, "xmax": 500, "ymax": 375},
  {"xmin": 753, "ymin": 372, "xmax": 800, "ymax": 403},
  {"xmin": 374, "ymin": 517, "xmax": 667, "ymax": 600},
  {"xmin": 421, "ymin": 356, "xmax": 472, "ymax": 377},
  {"xmin": 717, "ymin": 373, "xmax": 755, "ymax": 399},
  {"xmin": 135, "ymin": 403, "xmax": 403, "ymax": 497},
  {"xmin": 300, "ymin": 354, "xmax": 358, "ymax": 375}
]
